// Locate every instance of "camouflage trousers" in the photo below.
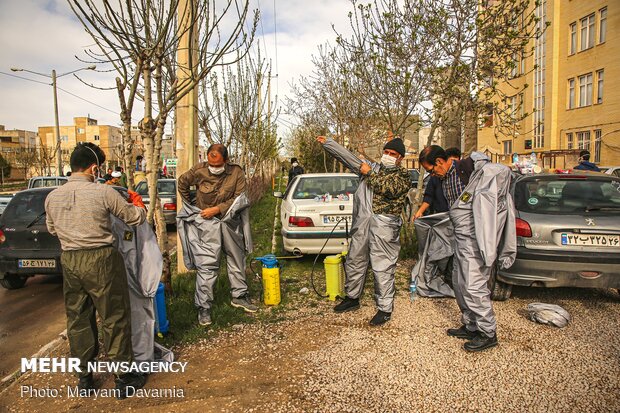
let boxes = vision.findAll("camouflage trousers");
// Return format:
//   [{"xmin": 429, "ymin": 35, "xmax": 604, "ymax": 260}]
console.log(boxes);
[{"xmin": 61, "ymin": 246, "xmax": 133, "ymax": 377}]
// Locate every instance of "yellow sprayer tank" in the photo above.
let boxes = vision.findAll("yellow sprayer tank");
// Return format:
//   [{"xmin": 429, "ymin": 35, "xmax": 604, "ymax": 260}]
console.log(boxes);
[
  {"xmin": 324, "ymin": 253, "xmax": 345, "ymax": 301},
  {"xmin": 255, "ymin": 254, "xmax": 281, "ymax": 306}
]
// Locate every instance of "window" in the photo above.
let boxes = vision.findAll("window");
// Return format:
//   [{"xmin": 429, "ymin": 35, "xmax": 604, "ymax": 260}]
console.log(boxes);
[
  {"xmin": 94, "ymin": 135, "xmax": 100, "ymax": 141},
  {"xmin": 61, "ymin": 135, "xmax": 68, "ymax": 143},
  {"xmin": 503, "ymin": 140, "xmax": 513, "ymax": 155},
  {"xmin": 519, "ymin": 93, "xmax": 524, "ymax": 118},
  {"xmin": 567, "ymin": 133, "xmax": 574, "ymax": 150},
  {"xmin": 569, "ymin": 22, "xmax": 577, "ymax": 54},
  {"xmin": 599, "ymin": 8, "xmax": 607, "ymax": 43},
  {"xmin": 577, "ymin": 131, "xmax": 590, "ymax": 151},
  {"xmin": 510, "ymin": 53, "xmax": 519, "ymax": 78},
  {"xmin": 594, "ymin": 129, "xmax": 602, "ymax": 163},
  {"xmin": 596, "ymin": 70, "xmax": 604, "ymax": 104},
  {"xmin": 77, "ymin": 128, "xmax": 85, "ymax": 134},
  {"xmin": 578, "ymin": 73, "xmax": 593, "ymax": 107},
  {"xmin": 483, "ymin": 104, "xmax": 494, "ymax": 127},
  {"xmin": 580, "ymin": 14, "xmax": 595, "ymax": 51},
  {"xmin": 508, "ymin": 95, "xmax": 518, "ymax": 119},
  {"xmin": 568, "ymin": 78, "xmax": 575, "ymax": 109}
]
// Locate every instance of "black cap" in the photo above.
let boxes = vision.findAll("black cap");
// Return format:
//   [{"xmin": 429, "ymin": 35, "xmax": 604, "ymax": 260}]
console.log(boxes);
[
  {"xmin": 579, "ymin": 150, "xmax": 590, "ymax": 160},
  {"xmin": 291, "ymin": 157, "xmax": 298, "ymax": 163},
  {"xmin": 383, "ymin": 138, "xmax": 406, "ymax": 157}
]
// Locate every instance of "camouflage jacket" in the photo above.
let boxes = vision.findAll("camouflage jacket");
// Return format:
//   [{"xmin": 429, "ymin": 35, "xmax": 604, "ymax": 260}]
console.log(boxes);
[{"xmin": 366, "ymin": 165, "xmax": 411, "ymax": 216}]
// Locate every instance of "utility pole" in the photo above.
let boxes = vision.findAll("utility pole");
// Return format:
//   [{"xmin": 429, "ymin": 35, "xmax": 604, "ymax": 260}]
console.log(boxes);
[
  {"xmin": 175, "ymin": 0, "xmax": 199, "ymax": 273},
  {"xmin": 11, "ymin": 65, "xmax": 96, "ymax": 175},
  {"xmin": 51, "ymin": 70, "xmax": 63, "ymax": 176}
]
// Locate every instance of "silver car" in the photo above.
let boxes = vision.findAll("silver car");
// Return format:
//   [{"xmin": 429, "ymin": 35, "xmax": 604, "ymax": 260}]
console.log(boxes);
[
  {"xmin": 135, "ymin": 179, "xmax": 177, "ymax": 225},
  {"xmin": 492, "ymin": 172, "xmax": 620, "ymax": 300}
]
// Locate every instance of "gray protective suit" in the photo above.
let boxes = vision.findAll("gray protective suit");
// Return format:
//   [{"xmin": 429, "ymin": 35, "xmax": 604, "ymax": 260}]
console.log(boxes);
[
  {"xmin": 410, "ymin": 212, "xmax": 455, "ymax": 298},
  {"xmin": 322, "ymin": 138, "xmax": 403, "ymax": 313},
  {"xmin": 176, "ymin": 193, "xmax": 253, "ymax": 310},
  {"xmin": 449, "ymin": 152, "xmax": 517, "ymax": 337},
  {"xmin": 111, "ymin": 217, "xmax": 173, "ymax": 363}
]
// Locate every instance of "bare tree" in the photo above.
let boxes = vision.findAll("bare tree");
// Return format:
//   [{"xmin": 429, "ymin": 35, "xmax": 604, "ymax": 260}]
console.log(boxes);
[
  {"xmin": 69, "ymin": 0, "xmax": 258, "ymax": 290},
  {"xmin": 199, "ymin": 50, "xmax": 279, "ymax": 179}
]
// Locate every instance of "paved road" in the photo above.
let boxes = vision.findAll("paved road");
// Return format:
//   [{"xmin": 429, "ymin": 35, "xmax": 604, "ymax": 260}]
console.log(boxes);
[
  {"xmin": 0, "ymin": 274, "xmax": 66, "ymax": 378},
  {"xmin": 0, "ymin": 225, "xmax": 178, "ymax": 379}
]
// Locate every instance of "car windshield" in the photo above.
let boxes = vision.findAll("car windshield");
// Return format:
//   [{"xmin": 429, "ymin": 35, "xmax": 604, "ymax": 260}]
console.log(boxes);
[
  {"xmin": 31, "ymin": 178, "xmax": 66, "ymax": 188},
  {"xmin": 1, "ymin": 191, "xmax": 48, "ymax": 225},
  {"xmin": 514, "ymin": 177, "xmax": 620, "ymax": 215},
  {"xmin": 135, "ymin": 181, "xmax": 175, "ymax": 196},
  {"xmin": 293, "ymin": 176, "xmax": 359, "ymax": 200}
]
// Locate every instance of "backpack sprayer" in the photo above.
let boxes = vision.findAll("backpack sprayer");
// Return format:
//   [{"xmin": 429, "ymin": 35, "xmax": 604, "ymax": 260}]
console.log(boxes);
[{"xmin": 251, "ymin": 217, "xmax": 350, "ymax": 305}]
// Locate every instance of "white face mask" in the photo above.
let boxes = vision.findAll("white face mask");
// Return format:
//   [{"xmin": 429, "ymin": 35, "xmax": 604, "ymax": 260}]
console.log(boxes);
[
  {"xmin": 292, "ymin": 162, "xmax": 299, "ymax": 167},
  {"xmin": 209, "ymin": 165, "xmax": 225, "ymax": 175},
  {"xmin": 380, "ymin": 154, "xmax": 398, "ymax": 168}
]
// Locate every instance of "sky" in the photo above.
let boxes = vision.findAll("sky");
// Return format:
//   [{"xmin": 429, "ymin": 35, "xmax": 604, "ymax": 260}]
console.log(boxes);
[{"xmin": 0, "ymin": 0, "xmax": 353, "ymax": 141}]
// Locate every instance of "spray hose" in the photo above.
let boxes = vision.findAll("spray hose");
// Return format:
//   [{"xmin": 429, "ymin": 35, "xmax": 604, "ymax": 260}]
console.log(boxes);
[{"xmin": 309, "ymin": 217, "xmax": 350, "ymax": 298}]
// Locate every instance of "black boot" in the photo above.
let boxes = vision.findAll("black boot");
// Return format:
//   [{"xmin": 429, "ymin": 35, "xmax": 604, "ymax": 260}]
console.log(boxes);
[
  {"xmin": 115, "ymin": 373, "xmax": 147, "ymax": 400},
  {"xmin": 464, "ymin": 333, "xmax": 498, "ymax": 352},
  {"xmin": 334, "ymin": 296, "xmax": 360, "ymax": 313},
  {"xmin": 447, "ymin": 325, "xmax": 478, "ymax": 340},
  {"xmin": 369, "ymin": 310, "xmax": 391, "ymax": 326}
]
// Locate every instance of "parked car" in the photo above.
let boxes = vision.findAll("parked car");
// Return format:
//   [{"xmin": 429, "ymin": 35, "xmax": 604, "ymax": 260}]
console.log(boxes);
[
  {"xmin": 28, "ymin": 176, "xmax": 68, "ymax": 189},
  {"xmin": 0, "ymin": 186, "xmax": 129, "ymax": 289},
  {"xmin": 134, "ymin": 179, "xmax": 177, "ymax": 225},
  {"xmin": 0, "ymin": 194, "xmax": 13, "ymax": 216},
  {"xmin": 491, "ymin": 171, "xmax": 620, "ymax": 300},
  {"xmin": 275, "ymin": 173, "xmax": 359, "ymax": 255},
  {"xmin": 599, "ymin": 166, "xmax": 620, "ymax": 178}
]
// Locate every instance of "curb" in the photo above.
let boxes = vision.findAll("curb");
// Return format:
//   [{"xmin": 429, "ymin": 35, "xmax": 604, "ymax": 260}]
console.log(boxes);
[{"xmin": 0, "ymin": 329, "xmax": 67, "ymax": 396}]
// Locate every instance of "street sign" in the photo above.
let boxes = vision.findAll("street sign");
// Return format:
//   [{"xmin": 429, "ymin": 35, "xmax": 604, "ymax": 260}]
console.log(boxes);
[{"xmin": 165, "ymin": 158, "xmax": 178, "ymax": 167}]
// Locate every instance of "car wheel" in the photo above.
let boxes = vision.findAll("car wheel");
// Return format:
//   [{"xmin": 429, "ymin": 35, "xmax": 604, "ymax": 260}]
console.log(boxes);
[
  {"xmin": 489, "ymin": 266, "xmax": 512, "ymax": 301},
  {"xmin": 0, "ymin": 274, "xmax": 28, "ymax": 290}
]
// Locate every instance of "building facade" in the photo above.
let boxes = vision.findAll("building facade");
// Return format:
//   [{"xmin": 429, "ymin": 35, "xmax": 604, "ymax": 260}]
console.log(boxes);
[
  {"xmin": 478, "ymin": 1, "xmax": 619, "ymax": 168},
  {"xmin": 0, "ymin": 125, "xmax": 38, "ymax": 180},
  {"xmin": 38, "ymin": 117, "xmax": 123, "ymax": 172}
]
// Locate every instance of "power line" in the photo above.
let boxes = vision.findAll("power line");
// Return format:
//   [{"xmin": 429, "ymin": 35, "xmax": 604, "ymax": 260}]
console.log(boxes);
[
  {"xmin": 0, "ymin": 70, "xmax": 51, "ymax": 86},
  {"xmin": 1, "ymin": 69, "xmax": 136, "ymax": 123},
  {"xmin": 56, "ymin": 86, "xmax": 119, "ymax": 116}
]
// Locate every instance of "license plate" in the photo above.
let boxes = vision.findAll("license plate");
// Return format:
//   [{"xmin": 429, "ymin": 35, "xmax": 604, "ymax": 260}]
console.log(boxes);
[
  {"xmin": 18, "ymin": 259, "xmax": 56, "ymax": 269},
  {"xmin": 323, "ymin": 215, "xmax": 352, "ymax": 224},
  {"xmin": 561, "ymin": 233, "xmax": 620, "ymax": 247}
]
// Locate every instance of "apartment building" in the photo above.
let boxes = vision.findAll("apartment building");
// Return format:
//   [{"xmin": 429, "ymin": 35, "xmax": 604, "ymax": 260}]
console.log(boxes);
[
  {"xmin": 478, "ymin": 1, "xmax": 619, "ymax": 168},
  {"xmin": 38, "ymin": 116, "xmax": 123, "ymax": 170}
]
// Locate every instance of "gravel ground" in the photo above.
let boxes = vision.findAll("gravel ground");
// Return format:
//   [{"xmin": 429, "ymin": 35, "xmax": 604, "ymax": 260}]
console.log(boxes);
[
  {"xmin": 296, "ymin": 286, "xmax": 620, "ymax": 413},
  {"xmin": 1, "ymin": 281, "xmax": 618, "ymax": 412}
]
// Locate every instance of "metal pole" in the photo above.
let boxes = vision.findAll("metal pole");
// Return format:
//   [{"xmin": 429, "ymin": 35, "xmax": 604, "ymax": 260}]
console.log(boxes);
[{"xmin": 52, "ymin": 70, "xmax": 63, "ymax": 176}]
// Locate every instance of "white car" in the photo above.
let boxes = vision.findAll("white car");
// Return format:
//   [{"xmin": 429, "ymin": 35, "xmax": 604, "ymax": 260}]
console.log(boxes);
[
  {"xmin": 600, "ymin": 166, "xmax": 620, "ymax": 178},
  {"xmin": 274, "ymin": 173, "xmax": 360, "ymax": 255}
]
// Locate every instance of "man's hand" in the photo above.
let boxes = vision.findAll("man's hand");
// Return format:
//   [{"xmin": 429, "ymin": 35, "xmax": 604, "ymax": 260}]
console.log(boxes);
[
  {"xmin": 413, "ymin": 209, "xmax": 424, "ymax": 221},
  {"xmin": 127, "ymin": 190, "xmax": 146, "ymax": 209},
  {"xmin": 200, "ymin": 206, "xmax": 220, "ymax": 219},
  {"xmin": 316, "ymin": 136, "xmax": 326, "ymax": 144},
  {"xmin": 360, "ymin": 163, "xmax": 372, "ymax": 175}
]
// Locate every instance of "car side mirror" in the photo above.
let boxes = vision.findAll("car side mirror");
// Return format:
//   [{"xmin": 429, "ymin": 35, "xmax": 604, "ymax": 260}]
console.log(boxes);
[{"xmin": 273, "ymin": 191, "xmax": 283, "ymax": 198}]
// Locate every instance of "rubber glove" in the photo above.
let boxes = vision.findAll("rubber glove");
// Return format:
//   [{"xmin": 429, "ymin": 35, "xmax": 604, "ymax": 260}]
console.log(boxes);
[{"xmin": 127, "ymin": 190, "xmax": 146, "ymax": 209}]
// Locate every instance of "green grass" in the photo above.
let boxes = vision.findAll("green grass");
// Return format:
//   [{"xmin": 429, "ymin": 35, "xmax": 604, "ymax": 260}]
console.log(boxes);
[{"xmin": 161, "ymin": 179, "xmax": 418, "ymax": 346}]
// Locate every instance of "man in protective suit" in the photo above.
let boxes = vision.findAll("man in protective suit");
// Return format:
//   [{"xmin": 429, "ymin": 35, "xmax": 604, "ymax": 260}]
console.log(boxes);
[
  {"xmin": 177, "ymin": 144, "xmax": 258, "ymax": 327},
  {"xmin": 419, "ymin": 145, "xmax": 516, "ymax": 352},
  {"xmin": 317, "ymin": 135, "xmax": 412, "ymax": 326},
  {"xmin": 45, "ymin": 142, "xmax": 147, "ymax": 395}
]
